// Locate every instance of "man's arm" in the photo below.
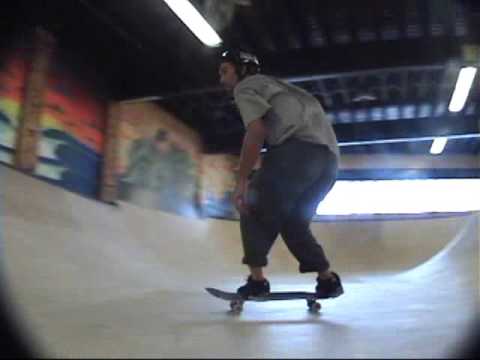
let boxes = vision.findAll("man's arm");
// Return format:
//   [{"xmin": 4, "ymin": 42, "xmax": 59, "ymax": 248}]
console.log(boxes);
[{"xmin": 237, "ymin": 118, "xmax": 268, "ymax": 183}]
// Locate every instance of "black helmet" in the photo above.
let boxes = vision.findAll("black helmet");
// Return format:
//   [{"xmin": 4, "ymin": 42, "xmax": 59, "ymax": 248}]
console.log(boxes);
[{"xmin": 220, "ymin": 49, "xmax": 260, "ymax": 77}]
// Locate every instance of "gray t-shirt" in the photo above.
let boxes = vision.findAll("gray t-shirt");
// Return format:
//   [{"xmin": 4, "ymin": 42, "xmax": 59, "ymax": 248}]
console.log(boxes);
[{"xmin": 233, "ymin": 74, "xmax": 340, "ymax": 159}]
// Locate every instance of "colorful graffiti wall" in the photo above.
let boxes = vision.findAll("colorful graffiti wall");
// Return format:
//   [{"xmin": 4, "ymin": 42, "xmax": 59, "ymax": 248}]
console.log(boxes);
[
  {"xmin": 116, "ymin": 102, "xmax": 202, "ymax": 217},
  {"xmin": 34, "ymin": 57, "xmax": 106, "ymax": 198},
  {"xmin": 0, "ymin": 44, "xmax": 107, "ymax": 198},
  {"xmin": 0, "ymin": 50, "xmax": 27, "ymax": 165}
]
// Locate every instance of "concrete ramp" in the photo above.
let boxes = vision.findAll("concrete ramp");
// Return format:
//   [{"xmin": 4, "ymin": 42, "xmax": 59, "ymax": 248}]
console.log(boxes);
[{"xmin": 1, "ymin": 166, "xmax": 478, "ymax": 357}]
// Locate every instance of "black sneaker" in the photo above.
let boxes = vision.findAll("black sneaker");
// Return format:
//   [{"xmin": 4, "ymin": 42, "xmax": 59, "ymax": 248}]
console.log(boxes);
[
  {"xmin": 237, "ymin": 276, "xmax": 270, "ymax": 298},
  {"xmin": 315, "ymin": 272, "xmax": 344, "ymax": 299}
]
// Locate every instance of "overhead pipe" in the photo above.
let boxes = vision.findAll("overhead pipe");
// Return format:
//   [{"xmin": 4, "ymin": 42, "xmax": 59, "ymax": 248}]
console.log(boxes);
[{"xmin": 338, "ymin": 133, "xmax": 480, "ymax": 147}]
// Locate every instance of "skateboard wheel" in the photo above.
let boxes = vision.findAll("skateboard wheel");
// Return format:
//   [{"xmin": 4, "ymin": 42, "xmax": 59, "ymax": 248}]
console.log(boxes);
[
  {"xmin": 307, "ymin": 301, "xmax": 321, "ymax": 312},
  {"xmin": 230, "ymin": 300, "xmax": 243, "ymax": 313}
]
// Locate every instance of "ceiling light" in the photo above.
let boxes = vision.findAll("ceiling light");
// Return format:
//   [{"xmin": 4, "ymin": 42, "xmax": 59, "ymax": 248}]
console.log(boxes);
[
  {"xmin": 448, "ymin": 67, "xmax": 477, "ymax": 112},
  {"xmin": 163, "ymin": 0, "xmax": 222, "ymax": 47},
  {"xmin": 430, "ymin": 137, "xmax": 448, "ymax": 155}
]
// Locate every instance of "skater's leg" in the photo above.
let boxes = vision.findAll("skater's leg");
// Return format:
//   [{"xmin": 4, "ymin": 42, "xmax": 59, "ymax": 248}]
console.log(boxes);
[
  {"xmin": 249, "ymin": 266, "xmax": 266, "ymax": 281},
  {"xmin": 278, "ymin": 148, "xmax": 344, "ymax": 298},
  {"xmin": 239, "ymin": 211, "xmax": 280, "ymax": 270},
  {"xmin": 238, "ymin": 213, "xmax": 277, "ymax": 296},
  {"xmin": 280, "ymin": 149, "xmax": 337, "ymax": 274},
  {"xmin": 239, "ymin": 153, "xmax": 291, "ymax": 272},
  {"xmin": 280, "ymin": 178, "xmax": 344, "ymax": 298}
]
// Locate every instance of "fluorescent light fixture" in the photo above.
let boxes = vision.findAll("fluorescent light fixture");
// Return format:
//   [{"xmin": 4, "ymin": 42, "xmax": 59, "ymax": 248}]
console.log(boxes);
[
  {"xmin": 430, "ymin": 137, "xmax": 448, "ymax": 155},
  {"xmin": 163, "ymin": 0, "xmax": 222, "ymax": 47},
  {"xmin": 448, "ymin": 66, "xmax": 477, "ymax": 112}
]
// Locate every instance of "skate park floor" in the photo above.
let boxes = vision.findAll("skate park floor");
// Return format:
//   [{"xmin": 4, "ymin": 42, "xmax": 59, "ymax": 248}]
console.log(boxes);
[{"xmin": 1, "ymin": 167, "xmax": 479, "ymax": 358}]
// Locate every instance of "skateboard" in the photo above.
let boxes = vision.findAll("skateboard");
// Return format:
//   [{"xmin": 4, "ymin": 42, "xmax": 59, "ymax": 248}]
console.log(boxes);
[{"xmin": 205, "ymin": 287, "xmax": 322, "ymax": 313}]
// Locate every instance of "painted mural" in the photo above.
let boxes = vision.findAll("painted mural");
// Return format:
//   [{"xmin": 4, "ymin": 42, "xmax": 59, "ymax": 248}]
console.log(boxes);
[
  {"xmin": 200, "ymin": 154, "xmax": 240, "ymax": 219},
  {"xmin": 116, "ymin": 103, "xmax": 202, "ymax": 217},
  {"xmin": 34, "ymin": 58, "xmax": 106, "ymax": 198},
  {"xmin": 0, "ymin": 50, "xmax": 27, "ymax": 165},
  {"xmin": 0, "ymin": 46, "xmax": 106, "ymax": 198}
]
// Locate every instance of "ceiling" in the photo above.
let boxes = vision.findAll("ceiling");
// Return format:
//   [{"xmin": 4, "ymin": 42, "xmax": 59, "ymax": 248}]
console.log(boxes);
[{"xmin": 2, "ymin": 0, "xmax": 480, "ymax": 160}]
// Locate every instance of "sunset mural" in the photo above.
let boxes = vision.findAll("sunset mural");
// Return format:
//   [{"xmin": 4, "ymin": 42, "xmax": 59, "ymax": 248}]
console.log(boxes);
[
  {"xmin": 0, "ymin": 48, "xmax": 107, "ymax": 198},
  {"xmin": 34, "ymin": 57, "xmax": 106, "ymax": 197},
  {"xmin": 0, "ymin": 50, "xmax": 27, "ymax": 165}
]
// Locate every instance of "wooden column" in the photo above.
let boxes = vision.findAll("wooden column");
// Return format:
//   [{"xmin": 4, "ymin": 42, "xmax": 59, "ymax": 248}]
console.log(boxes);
[
  {"xmin": 100, "ymin": 102, "xmax": 122, "ymax": 203},
  {"xmin": 14, "ymin": 27, "xmax": 55, "ymax": 172}
]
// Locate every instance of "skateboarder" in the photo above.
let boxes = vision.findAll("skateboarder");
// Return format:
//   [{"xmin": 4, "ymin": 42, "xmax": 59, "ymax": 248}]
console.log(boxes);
[{"xmin": 218, "ymin": 49, "xmax": 344, "ymax": 299}]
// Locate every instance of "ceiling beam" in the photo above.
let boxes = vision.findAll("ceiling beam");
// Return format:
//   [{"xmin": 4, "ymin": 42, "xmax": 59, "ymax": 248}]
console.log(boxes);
[{"xmin": 261, "ymin": 37, "xmax": 463, "ymax": 78}]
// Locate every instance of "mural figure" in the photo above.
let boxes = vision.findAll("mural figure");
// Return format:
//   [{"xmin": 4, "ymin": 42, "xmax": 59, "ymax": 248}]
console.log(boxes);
[{"xmin": 119, "ymin": 128, "xmax": 197, "ymax": 216}]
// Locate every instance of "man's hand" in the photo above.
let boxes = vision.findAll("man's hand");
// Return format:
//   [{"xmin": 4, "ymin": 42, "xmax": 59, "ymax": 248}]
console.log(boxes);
[{"xmin": 233, "ymin": 179, "xmax": 249, "ymax": 215}]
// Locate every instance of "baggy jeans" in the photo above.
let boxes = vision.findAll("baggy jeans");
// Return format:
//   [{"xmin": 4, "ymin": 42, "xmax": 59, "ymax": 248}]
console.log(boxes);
[{"xmin": 240, "ymin": 139, "xmax": 338, "ymax": 273}]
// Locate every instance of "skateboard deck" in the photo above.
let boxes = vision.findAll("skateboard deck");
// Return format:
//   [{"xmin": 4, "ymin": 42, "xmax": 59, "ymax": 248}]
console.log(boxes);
[{"xmin": 205, "ymin": 287, "xmax": 322, "ymax": 313}]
